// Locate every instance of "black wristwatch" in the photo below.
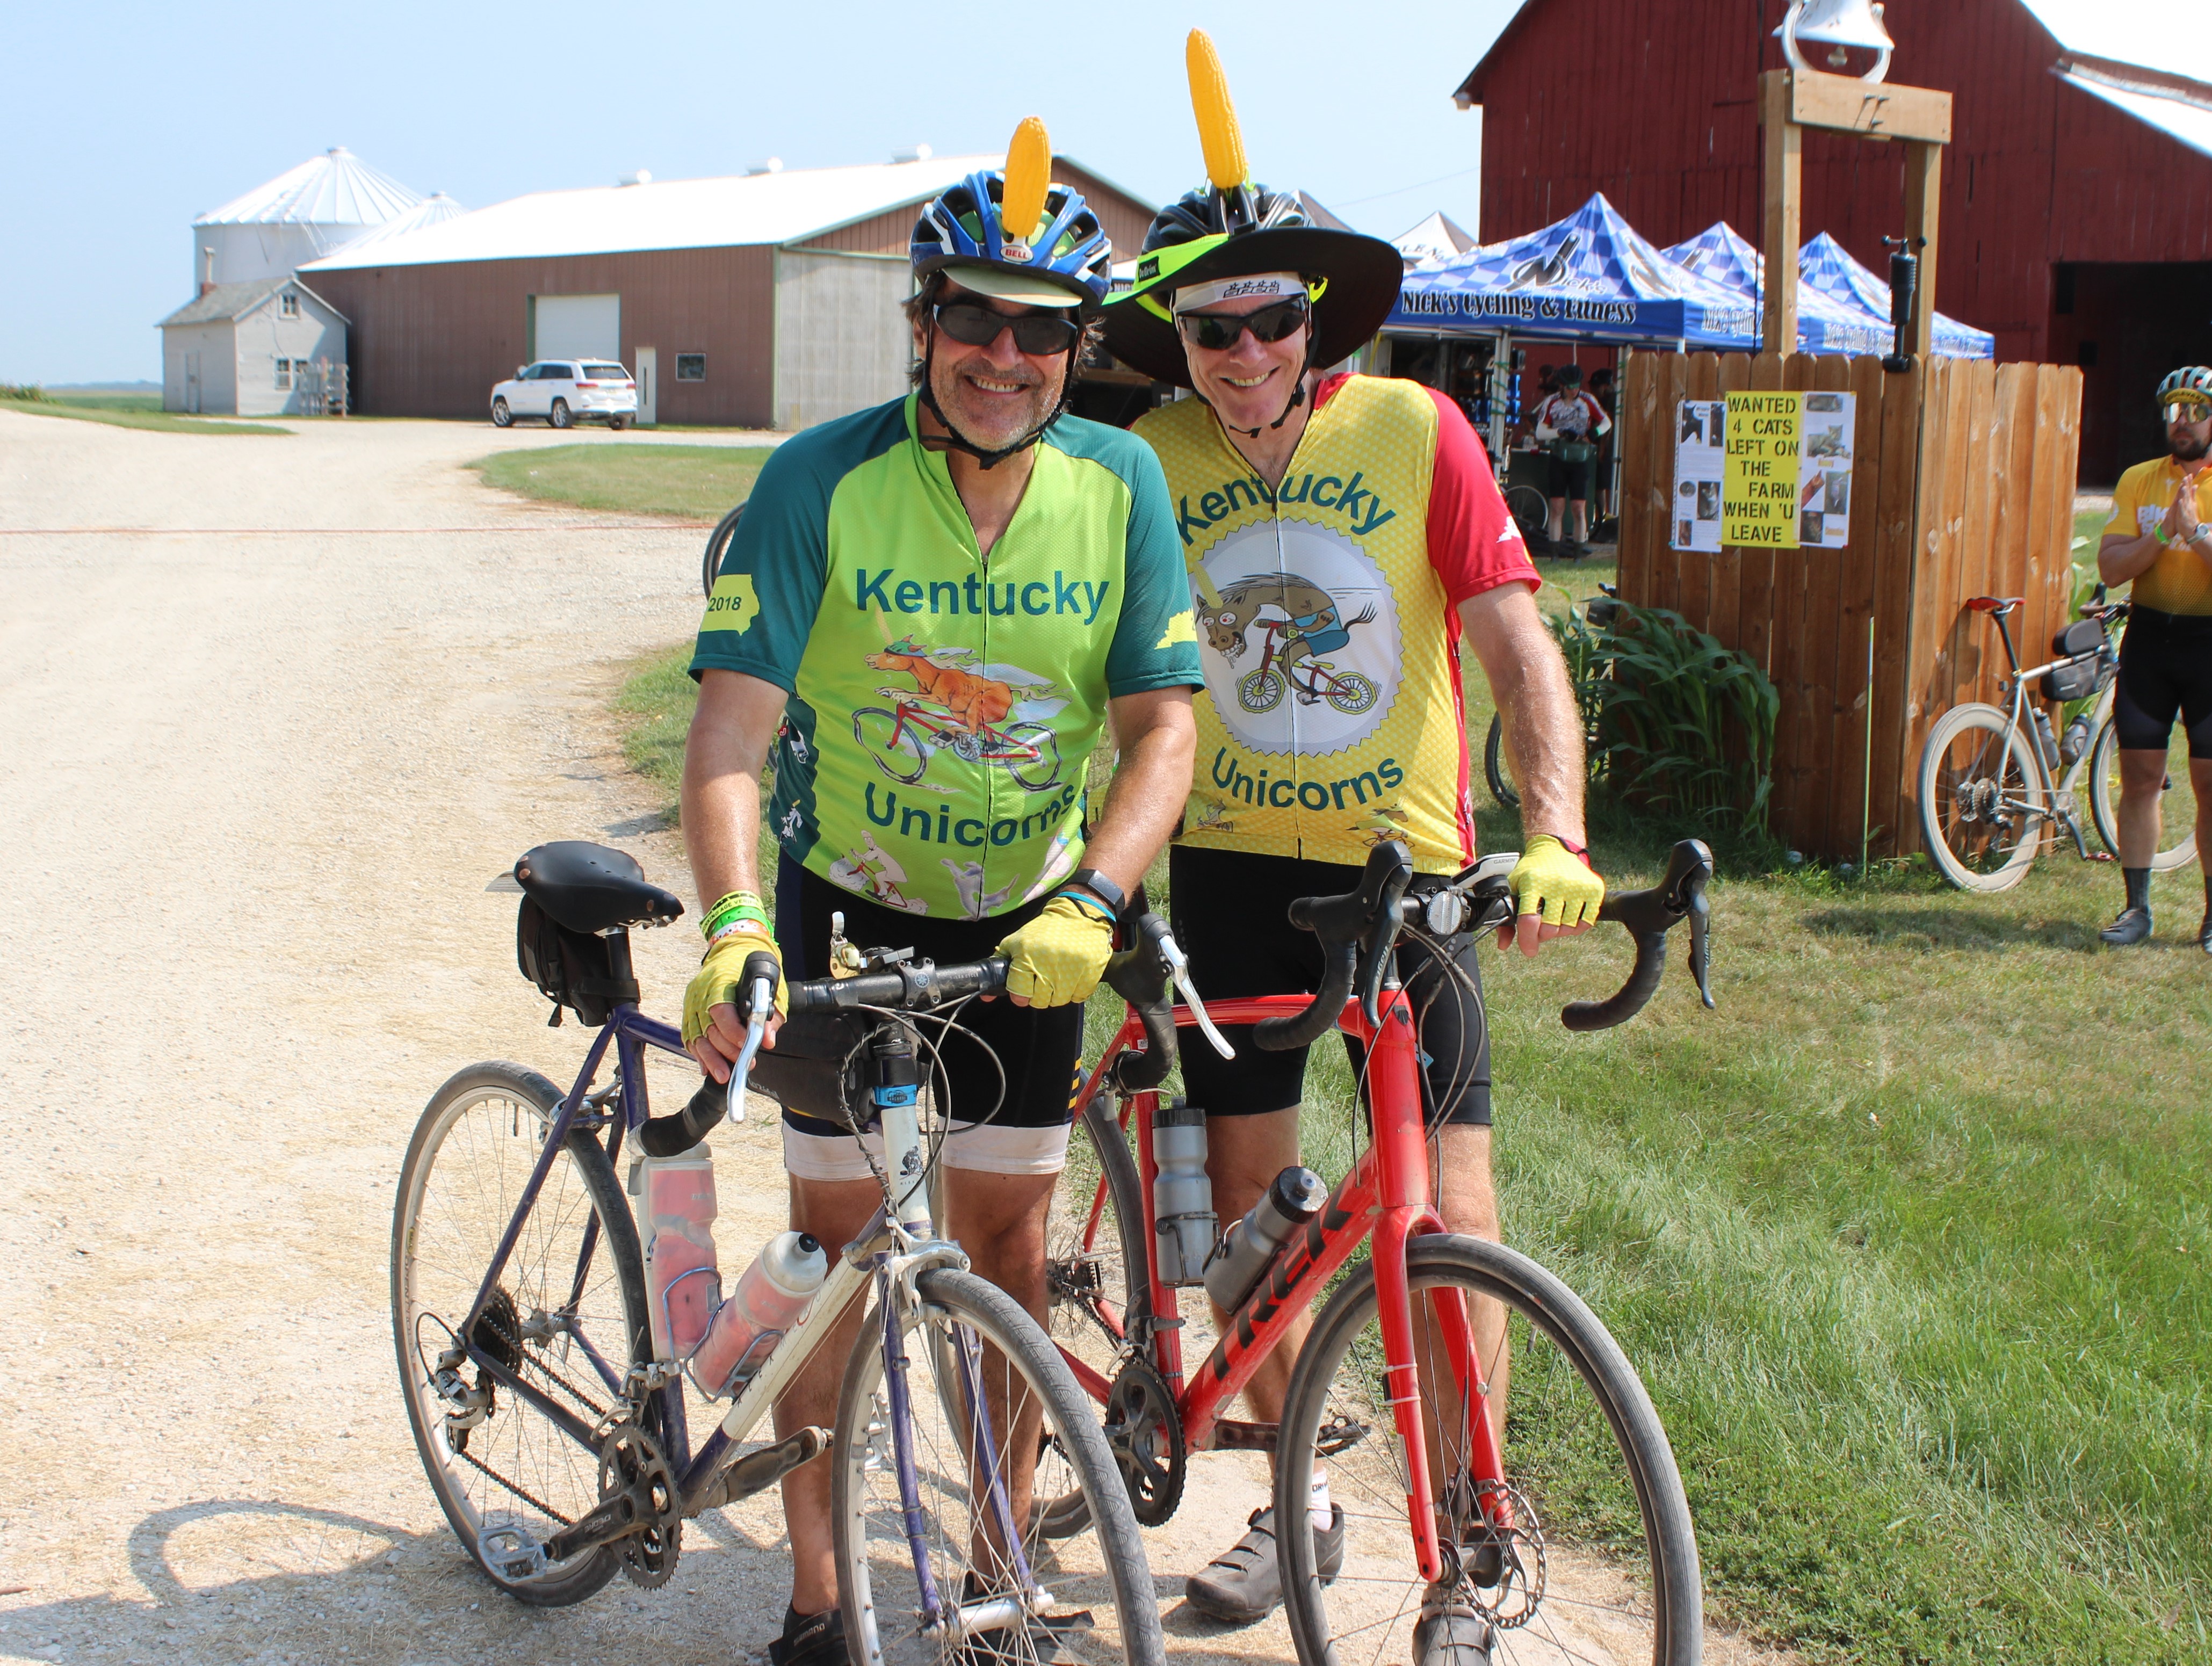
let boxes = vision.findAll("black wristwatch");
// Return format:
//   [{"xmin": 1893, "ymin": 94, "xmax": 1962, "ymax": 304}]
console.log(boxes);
[{"xmin": 1066, "ymin": 867, "xmax": 1127, "ymax": 918}]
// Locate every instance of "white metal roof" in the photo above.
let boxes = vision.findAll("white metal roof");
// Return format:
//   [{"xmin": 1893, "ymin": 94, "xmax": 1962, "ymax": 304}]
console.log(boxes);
[
  {"xmin": 157, "ymin": 275, "xmax": 350, "ymax": 329},
  {"xmin": 302, "ymin": 155, "xmax": 1008, "ymax": 271},
  {"xmin": 330, "ymin": 191, "xmax": 469, "ymax": 253},
  {"xmin": 196, "ymin": 147, "xmax": 424, "ymax": 228},
  {"xmin": 2016, "ymin": 1, "xmax": 2212, "ymax": 88}
]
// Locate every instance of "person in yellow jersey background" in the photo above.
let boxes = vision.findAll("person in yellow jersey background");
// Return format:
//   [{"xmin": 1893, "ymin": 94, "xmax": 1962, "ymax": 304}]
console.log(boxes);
[
  {"xmin": 2095, "ymin": 365, "xmax": 2212, "ymax": 951},
  {"xmin": 1100, "ymin": 33, "xmax": 1601, "ymax": 1664}
]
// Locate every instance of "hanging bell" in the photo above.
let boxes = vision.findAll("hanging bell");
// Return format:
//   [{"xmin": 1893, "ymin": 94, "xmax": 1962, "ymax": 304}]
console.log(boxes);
[{"xmin": 1776, "ymin": 0, "xmax": 1896, "ymax": 83}]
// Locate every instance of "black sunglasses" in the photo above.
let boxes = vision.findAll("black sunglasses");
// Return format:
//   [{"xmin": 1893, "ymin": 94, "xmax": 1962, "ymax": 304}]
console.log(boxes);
[
  {"xmin": 932, "ymin": 302, "xmax": 1081, "ymax": 357},
  {"xmin": 1175, "ymin": 297, "xmax": 1311, "ymax": 352}
]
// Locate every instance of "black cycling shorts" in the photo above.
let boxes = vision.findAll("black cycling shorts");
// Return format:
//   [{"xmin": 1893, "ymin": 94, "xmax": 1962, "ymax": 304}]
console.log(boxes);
[
  {"xmin": 773, "ymin": 857, "xmax": 1082, "ymax": 1136},
  {"xmin": 1168, "ymin": 845, "xmax": 1492, "ymax": 1127},
  {"xmin": 2112, "ymin": 606, "xmax": 2212, "ymax": 759},
  {"xmin": 1549, "ymin": 453, "xmax": 1594, "ymax": 503}
]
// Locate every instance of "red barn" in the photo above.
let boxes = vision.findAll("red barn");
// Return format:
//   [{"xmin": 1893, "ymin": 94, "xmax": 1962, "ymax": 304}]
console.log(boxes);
[{"xmin": 1455, "ymin": 0, "xmax": 2212, "ymax": 484}]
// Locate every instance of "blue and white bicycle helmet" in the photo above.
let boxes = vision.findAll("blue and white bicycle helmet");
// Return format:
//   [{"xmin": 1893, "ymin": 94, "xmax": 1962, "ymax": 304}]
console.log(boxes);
[
  {"xmin": 2156, "ymin": 365, "xmax": 2212, "ymax": 409},
  {"xmin": 910, "ymin": 164, "xmax": 1112, "ymax": 310}
]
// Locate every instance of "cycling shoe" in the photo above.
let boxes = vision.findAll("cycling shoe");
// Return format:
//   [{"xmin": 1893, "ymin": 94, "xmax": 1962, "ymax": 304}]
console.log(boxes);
[
  {"xmin": 768, "ymin": 1605, "xmax": 851, "ymax": 1666},
  {"xmin": 2099, "ymin": 906, "xmax": 2154, "ymax": 946}
]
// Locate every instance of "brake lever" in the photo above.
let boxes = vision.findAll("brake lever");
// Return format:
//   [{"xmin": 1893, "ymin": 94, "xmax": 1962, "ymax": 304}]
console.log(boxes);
[
  {"xmin": 724, "ymin": 974, "xmax": 772, "ymax": 1123},
  {"xmin": 1685, "ymin": 882, "xmax": 1715, "ymax": 1010},
  {"xmin": 1157, "ymin": 928, "xmax": 1234, "ymax": 1060}
]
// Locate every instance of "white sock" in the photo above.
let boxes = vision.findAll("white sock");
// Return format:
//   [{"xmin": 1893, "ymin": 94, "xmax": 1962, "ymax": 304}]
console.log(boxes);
[{"xmin": 1309, "ymin": 1469, "xmax": 1333, "ymax": 1532}]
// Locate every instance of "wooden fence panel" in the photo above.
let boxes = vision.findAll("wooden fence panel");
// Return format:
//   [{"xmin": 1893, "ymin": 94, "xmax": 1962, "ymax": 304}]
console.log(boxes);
[{"xmin": 1828, "ymin": 353, "xmax": 1890, "ymax": 856}]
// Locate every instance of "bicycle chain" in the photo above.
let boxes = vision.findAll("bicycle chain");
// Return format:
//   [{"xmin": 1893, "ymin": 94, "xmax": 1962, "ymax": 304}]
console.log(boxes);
[{"xmin": 454, "ymin": 1445, "xmax": 574, "ymax": 1528}]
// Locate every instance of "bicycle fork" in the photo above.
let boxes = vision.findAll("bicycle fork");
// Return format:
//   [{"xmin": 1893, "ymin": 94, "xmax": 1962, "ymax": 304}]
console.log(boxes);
[{"xmin": 1364, "ymin": 990, "xmax": 1507, "ymax": 1587}]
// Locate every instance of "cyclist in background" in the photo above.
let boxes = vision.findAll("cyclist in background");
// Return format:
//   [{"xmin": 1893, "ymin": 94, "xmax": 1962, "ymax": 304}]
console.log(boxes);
[
  {"xmin": 1531, "ymin": 364, "xmax": 1611, "ymax": 560},
  {"xmin": 683, "ymin": 129, "xmax": 1201, "ymax": 1665},
  {"xmin": 2095, "ymin": 365, "xmax": 2212, "ymax": 951},
  {"xmin": 1102, "ymin": 43, "xmax": 1602, "ymax": 1662}
]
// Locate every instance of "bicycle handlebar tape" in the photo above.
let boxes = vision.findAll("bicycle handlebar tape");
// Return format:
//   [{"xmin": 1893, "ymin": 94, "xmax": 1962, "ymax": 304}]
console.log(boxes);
[
  {"xmin": 787, "ymin": 956, "xmax": 1010, "ymax": 1013},
  {"xmin": 1561, "ymin": 838, "xmax": 1715, "ymax": 1031},
  {"xmin": 1263, "ymin": 839, "xmax": 1414, "ymax": 1045},
  {"xmin": 642, "ymin": 1077, "xmax": 729, "ymax": 1157}
]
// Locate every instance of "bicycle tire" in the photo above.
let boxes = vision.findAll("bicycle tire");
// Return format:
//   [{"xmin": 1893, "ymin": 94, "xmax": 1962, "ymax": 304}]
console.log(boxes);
[
  {"xmin": 702, "ymin": 502, "xmax": 745, "ymax": 599},
  {"xmin": 1504, "ymin": 483, "xmax": 1549, "ymax": 546},
  {"xmin": 1239, "ymin": 667, "xmax": 1286, "ymax": 713},
  {"xmin": 831, "ymin": 1267, "xmax": 1163, "ymax": 1665},
  {"xmin": 1484, "ymin": 712, "xmax": 1520, "ymax": 810},
  {"xmin": 392, "ymin": 1062, "xmax": 647, "ymax": 1606},
  {"xmin": 1004, "ymin": 720, "xmax": 1065, "ymax": 793},
  {"xmin": 1276, "ymin": 1233, "xmax": 1701, "ymax": 1666},
  {"xmin": 1918, "ymin": 703, "xmax": 2045, "ymax": 892},
  {"xmin": 1325, "ymin": 671, "xmax": 1379, "ymax": 716},
  {"xmin": 2087, "ymin": 718, "xmax": 2199, "ymax": 872},
  {"xmin": 854, "ymin": 706, "xmax": 930, "ymax": 785}
]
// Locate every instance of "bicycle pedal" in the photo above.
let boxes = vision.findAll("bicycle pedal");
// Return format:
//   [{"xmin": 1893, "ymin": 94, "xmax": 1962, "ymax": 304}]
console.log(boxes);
[{"xmin": 478, "ymin": 1525, "xmax": 549, "ymax": 1582}]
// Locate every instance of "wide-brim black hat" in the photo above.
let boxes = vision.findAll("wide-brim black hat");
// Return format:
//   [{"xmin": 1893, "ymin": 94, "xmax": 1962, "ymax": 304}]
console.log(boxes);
[{"xmin": 1102, "ymin": 224, "xmax": 1404, "ymax": 389}]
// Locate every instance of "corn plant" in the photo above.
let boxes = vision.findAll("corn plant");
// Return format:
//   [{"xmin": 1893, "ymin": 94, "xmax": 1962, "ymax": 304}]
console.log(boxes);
[{"xmin": 1553, "ymin": 599, "xmax": 1780, "ymax": 836}]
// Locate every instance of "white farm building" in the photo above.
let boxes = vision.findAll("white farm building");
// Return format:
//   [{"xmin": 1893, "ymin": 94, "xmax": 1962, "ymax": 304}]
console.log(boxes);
[
  {"xmin": 189, "ymin": 147, "xmax": 431, "ymax": 288},
  {"xmin": 158, "ymin": 277, "xmax": 349, "ymax": 416}
]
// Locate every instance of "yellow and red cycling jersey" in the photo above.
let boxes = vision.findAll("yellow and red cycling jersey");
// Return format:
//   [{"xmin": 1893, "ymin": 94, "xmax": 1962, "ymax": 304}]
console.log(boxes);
[
  {"xmin": 1132, "ymin": 373, "xmax": 1539, "ymax": 873},
  {"xmin": 2111, "ymin": 457, "xmax": 2212, "ymax": 617}
]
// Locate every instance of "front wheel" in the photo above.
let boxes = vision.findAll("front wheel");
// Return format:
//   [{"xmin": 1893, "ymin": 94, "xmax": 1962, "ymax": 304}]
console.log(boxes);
[
  {"xmin": 491, "ymin": 398, "xmax": 513, "ymax": 429},
  {"xmin": 1277, "ymin": 1234, "xmax": 1701, "ymax": 1666},
  {"xmin": 548, "ymin": 399, "xmax": 573, "ymax": 430},
  {"xmin": 1918, "ymin": 703, "xmax": 2045, "ymax": 892},
  {"xmin": 1505, "ymin": 483, "xmax": 1549, "ymax": 549},
  {"xmin": 1484, "ymin": 713, "xmax": 1520, "ymax": 810},
  {"xmin": 391, "ymin": 1063, "xmax": 647, "ymax": 1606},
  {"xmin": 2087, "ymin": 719, "xmax": 2199, "ymax": 872},
  {"xmin": 1239, "ymin": 667, "xmax": 1286, "ymax": 713},
  {"xmin": 832, "ymin": 1267, "xmax": 1162, "ymax": 1665}
]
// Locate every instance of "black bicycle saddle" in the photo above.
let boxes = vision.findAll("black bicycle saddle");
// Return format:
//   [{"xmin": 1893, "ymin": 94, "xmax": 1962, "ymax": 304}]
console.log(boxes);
[{"xmin": 514, "ymin": 842, "xmax": 684, "ymax": 934}]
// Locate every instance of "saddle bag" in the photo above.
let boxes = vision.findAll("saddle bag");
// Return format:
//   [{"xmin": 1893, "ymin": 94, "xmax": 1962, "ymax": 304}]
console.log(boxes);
[
  {"xmin": 516, "ymin": 897, "xmax": 639, "ymax": 1027},
  {"xmin": 1553, "ymin": 438, "xmax": 1596, "ymax": 465}
]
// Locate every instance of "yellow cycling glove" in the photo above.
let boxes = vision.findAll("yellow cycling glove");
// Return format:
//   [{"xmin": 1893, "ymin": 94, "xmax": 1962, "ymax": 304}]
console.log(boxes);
[
  {"xmin": 1510, "ymin": 835, "xmax": 1606, "ymax": 930},
  {"xmin": 682, "ymin": 927, "xmax": 786, "ymax": 1049},
  {"xmin": 996, "ymin": 895, "xmax": 1116, "ymax": 1008}
]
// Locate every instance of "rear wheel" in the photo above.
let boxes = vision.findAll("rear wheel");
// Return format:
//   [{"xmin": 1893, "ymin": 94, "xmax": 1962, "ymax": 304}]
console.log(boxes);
[
  {"xmin": 1485, "ymin": 713, "xmax": 1520, "ymax": 810},
  {"xmin": 491, "ymin": 398, "xmax": 513, "ymax": 429},
  {"xmin": 549, "ymin": 399, "xmax": 573, "ymax": 430},
  {"xmin": 1325, "ymin": 671, "xmax": 1379, "ymax": 715},
  {"xmin": 608, "ymin": 415, "xmax": 628, "ymax": 431},
  {"xmin": 1918, "ymin": 703, "xmax": 2045, "ymax": 892},
  {"xmin": 1277, "ymin": 1234, "xmax": 1701, "ymax": 1666},
  {"xmin": 391, "ymin": 1063, "xmax": 645, "ymax": 1606},
  {"xmin": 1505, "ymin": 484, "xmax": 1549, "ymax": 550},
  {"xmin": 832, "ymin": 1267, "xmax": 1162, "ymax": 1665},
  {"xmin": 703, "ymin": 502, "xmax": 746, "ymax": 598},
  {"xmin": 2088, "ymin": 718, "xmax": 2199, "ymax": 872}
]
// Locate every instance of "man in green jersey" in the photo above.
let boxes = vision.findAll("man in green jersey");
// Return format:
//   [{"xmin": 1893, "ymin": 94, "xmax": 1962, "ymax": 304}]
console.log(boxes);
[{"xmin": 680, "ymin": 136, "xmax": 1201, "ymax": 1665}]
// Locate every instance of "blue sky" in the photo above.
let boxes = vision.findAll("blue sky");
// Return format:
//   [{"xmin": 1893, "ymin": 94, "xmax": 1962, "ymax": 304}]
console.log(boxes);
[{"xmin": 0, "ymin": 1, "xmax": 1522, "ymax": 383}]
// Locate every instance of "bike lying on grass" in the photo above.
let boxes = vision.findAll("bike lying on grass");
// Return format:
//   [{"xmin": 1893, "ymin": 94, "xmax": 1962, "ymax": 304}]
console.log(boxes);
[
  {"xmin": 1918, "ymin": 590, "xmax": 2197, "ymax": 892},
  {"xmin": 392, "ymin": 841, "xmax": 1160, "ymax": 1663},
  {"xmin": 1050, "ymin": 837, "xmax": 1717, "ymax": 1666}
]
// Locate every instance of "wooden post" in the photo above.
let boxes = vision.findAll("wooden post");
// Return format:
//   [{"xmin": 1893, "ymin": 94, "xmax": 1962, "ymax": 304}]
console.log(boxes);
[
  {"xmin": 1902, "ymin": 140, "xmax": 1942, "ymax": 360},
  {"xmin": 1759, "ymin": 70, "xmax": 1801, "ymax": 356}
]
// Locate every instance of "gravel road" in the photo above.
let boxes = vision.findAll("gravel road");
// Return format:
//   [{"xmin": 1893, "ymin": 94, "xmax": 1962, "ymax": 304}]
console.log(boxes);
[{"xmin": 0, "ymin": 410, "xmax": 1783, "ymax": 1666}]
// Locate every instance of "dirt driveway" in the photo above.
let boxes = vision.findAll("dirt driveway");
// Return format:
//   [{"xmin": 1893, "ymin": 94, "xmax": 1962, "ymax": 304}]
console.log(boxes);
[{"xmin": 0, "ymin": 410, "xmax": 1780, "ymax": 1666}]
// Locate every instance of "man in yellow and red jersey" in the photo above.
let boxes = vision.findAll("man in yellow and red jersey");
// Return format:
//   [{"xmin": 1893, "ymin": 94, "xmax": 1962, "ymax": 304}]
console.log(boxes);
[
  {"xmin": 2096, "ymin": 366, "xmax": 2212, "ymax": 951},
  {"xmin": 1103, "ymin": 165, "xmax": 1600, "ymax": 1651}
]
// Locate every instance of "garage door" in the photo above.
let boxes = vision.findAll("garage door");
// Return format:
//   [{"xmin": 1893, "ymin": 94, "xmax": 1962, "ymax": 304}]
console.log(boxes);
[{"xmin": 535, "ymin": 294, "xmax": 621, "ymax": 363}]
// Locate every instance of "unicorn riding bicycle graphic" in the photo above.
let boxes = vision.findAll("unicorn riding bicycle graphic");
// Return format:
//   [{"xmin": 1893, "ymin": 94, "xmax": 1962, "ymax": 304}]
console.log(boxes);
[
  {"xmin": 1195, "ymin": 570, "xmax": 1382, "ymax": 716},
  {"xmin": 852, "ymin": 635, "xmax": 1066, "ymax": 791}
]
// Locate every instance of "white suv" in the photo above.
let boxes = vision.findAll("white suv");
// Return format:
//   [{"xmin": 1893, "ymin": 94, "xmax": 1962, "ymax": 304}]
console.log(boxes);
[{"xmin": 490, "ymin": 360, "xmax": 638, "ymax": 430}]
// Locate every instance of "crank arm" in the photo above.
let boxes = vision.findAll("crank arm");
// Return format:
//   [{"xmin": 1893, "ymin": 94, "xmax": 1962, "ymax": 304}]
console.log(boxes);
[
  {"xmin": 686, "ymin": 1426, "xmax": 832, "ymax": 1513},
  {"xmin": 541, "ymin": 1476, "xmax": 659, "ymax": 1564}
]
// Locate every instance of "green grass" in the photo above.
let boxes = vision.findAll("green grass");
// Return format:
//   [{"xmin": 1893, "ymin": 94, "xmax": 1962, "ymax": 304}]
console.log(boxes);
[
  {"xmin": 608, "ymin": 547, "xmax": 2211, "ymax": 1663},
  {"xmin": 0, "ymin": 394, "xmax": 286, "ymax": 436},
  {"xmin": 472, "ymin": 442, "xmax": 776, "ymax": 521}
]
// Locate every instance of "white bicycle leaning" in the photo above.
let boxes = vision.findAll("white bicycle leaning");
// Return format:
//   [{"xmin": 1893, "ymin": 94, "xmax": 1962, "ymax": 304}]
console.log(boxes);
[{"xmin": 1918, "ymin": 591, "xmax": 2197, "ymax": 892}]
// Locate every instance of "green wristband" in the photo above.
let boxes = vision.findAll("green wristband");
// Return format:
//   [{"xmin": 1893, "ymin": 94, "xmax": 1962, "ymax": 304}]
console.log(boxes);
[{"xmin": 702, "ymin": 890, "xmax": 769, "ymax": 941}]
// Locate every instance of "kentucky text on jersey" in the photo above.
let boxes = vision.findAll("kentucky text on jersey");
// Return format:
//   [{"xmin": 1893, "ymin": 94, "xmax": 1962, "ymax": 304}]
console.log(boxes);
[
  {"xmin": 1174, "ymin": 473, "xmax": 1398, "ymax": 542},
  {"xmin": 852, "ymin": 568, "xmax": 1114, "ymax": 624}
]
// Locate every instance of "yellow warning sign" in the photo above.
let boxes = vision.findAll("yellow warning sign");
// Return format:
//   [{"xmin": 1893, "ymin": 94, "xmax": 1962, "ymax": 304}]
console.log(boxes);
[{"xmin": 1722, "ymin": 391, "xmax": 1802, "ymax": 549}]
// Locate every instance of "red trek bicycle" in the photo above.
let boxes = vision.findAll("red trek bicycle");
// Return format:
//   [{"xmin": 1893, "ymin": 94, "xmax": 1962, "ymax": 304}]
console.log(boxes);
[{"xmin": 1049, "ymin": 838, "xmax": 1716, "ymax": 1665}]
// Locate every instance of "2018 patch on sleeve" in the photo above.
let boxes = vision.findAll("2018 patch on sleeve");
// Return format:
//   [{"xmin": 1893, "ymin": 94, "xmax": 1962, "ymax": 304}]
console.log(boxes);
[{"xmin": 700, "ymin": 573, "xmax": 760, "ymax": 633}]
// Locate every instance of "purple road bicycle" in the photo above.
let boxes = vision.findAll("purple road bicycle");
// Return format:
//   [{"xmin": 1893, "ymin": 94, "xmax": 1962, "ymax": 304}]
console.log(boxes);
[{"xmin": 390, "ymin": 840, "xmax": 1159, "ymax": 1663}]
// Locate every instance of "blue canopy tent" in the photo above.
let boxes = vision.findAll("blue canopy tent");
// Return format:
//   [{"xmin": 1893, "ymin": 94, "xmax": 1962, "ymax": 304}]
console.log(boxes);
[
  {"xmin": 1388, "ymin": 192, "xmax": 1758, "ymax": 349},
  {"xmin": 1662, "ymin": 222, "xmax": 1892, "ymax": 356},
  {"xmin": 1798, "ymin": 233, "xmax": 1994, "ymax": 359}
]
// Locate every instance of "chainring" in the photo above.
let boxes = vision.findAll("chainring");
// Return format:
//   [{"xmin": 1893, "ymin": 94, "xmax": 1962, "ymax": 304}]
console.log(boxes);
[
  {"xmin": 597, "ymin": 1423, "xmax": 681, "ymax": 1589},
  {"xmin": 1103, "ymin": 1354, "xmax": 1187, "ymax": 1526}
]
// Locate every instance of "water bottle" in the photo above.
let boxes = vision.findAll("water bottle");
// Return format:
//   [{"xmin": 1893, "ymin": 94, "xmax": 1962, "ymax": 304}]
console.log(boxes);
[
  {"xmin": 633, "ymin": 1144, "xmax": 721, "ymax": 1363},
  {"xmin": 1151, "ymin": 1099, "xmax": 1217, "ymax": 1286},
  {"xmin": 2059, "ymin": 713, "xmax": 2092, "ymax": 765},
  {"xmin": 2031, "ymin": 709, "xmax": 2061, "ymax": 769},
  {"xmin": 1204, "ymin": 1166, "xmax": 1329, "ymax": 1314},
  {"xmin": 691, "ymin": 1231, "xmax": 827, "ymax": 1397}
]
